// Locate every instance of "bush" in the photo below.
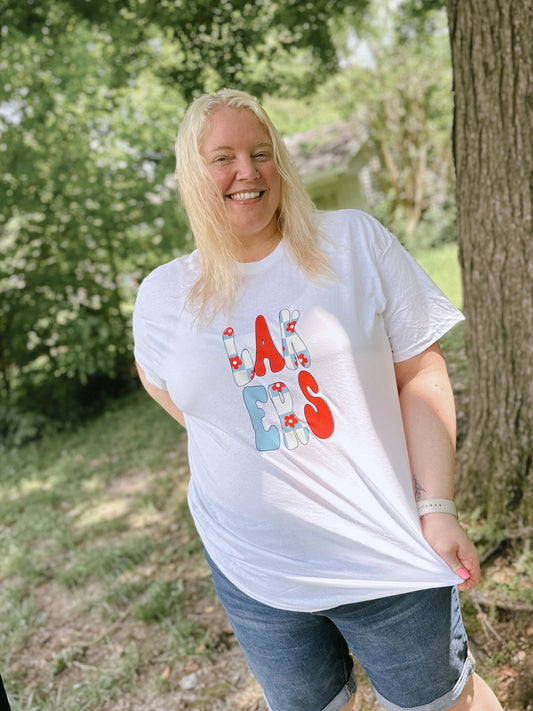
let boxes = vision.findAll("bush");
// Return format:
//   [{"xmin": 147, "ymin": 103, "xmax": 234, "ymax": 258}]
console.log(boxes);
[
  {"xmin": 0, "ymin": 368, "xmax": 138, "ymax": 450},
  {"xmin": 0, "ymin": 402, "xmax": 58, "ymax": 451}
]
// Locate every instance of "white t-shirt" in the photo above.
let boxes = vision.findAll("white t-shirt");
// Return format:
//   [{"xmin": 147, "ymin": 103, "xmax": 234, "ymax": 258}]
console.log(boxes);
[{"xmin": 133, "ymin": 210, "xmax": 465, "ymax": 611}]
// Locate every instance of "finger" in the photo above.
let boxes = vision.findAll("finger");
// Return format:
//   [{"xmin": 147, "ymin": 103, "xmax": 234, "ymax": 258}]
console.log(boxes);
[
  {"xmin": 439, "ymin": 552, "xmax": 476, "ymax": 586},
  {"xmin": 456, "ymin": 558, "xmax": 481, "ymax": 589},
  {"xmin": 458, "ymin": 550, "xmax": 481, "ymax": 580},
  {"xmin": 436, "ymin": 549, "xmax": 471, "ymax": 581},
  {"xmin": 457, "ymin": 575, "xmax": 478, "ymax": 592}
]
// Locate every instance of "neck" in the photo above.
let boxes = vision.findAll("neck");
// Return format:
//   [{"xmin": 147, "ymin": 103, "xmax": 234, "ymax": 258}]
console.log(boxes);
[{"xmin": 237, "ymin": 224, "xmax": 282, "ymax": 263}]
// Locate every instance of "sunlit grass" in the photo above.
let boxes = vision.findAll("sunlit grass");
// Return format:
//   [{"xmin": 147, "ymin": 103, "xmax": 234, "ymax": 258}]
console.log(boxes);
[
  {"xmin": 0, "ymin": 390, "xmax": 214, "ymax": 710},
  {"xmin": 414, "ymin": 242, "xmax": 463, "ymax": 308}
]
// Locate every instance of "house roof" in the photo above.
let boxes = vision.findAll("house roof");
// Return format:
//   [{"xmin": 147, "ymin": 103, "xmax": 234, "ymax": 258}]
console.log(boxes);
[{"xmin": 284, "ymin": 119, "xmax": 369, "ymax": 181}]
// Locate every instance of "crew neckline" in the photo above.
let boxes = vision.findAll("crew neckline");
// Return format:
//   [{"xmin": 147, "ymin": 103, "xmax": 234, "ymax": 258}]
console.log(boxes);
[{"xmin": 238, "ymin": 238, "xmax": 286, "ymax": 275}]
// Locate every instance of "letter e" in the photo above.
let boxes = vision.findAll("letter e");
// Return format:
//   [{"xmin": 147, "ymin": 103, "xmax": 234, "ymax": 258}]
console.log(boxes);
[{"xmin": 243, "ymin": 385, "xmax": 280, "ymax": 451}]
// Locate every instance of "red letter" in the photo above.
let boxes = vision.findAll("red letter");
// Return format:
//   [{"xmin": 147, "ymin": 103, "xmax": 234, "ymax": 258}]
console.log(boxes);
[
  {"xmin": 298, "ymin": 371, "xmax": 334, "ymax": 439},
  {"xmin": 254, "ymin": 315, "xmax": 284, "ymax": 376}
]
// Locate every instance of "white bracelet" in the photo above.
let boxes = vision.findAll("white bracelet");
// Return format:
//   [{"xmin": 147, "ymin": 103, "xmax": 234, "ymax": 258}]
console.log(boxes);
[{"xmin": 416, "ymin": 499, "xmax": 457, "ymax": 517}]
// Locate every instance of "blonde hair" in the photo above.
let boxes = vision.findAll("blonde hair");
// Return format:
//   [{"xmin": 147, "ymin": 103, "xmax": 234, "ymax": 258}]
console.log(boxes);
[{"xmin": 174, "ymin": 89, "xmax": 329, "ymax": 319}]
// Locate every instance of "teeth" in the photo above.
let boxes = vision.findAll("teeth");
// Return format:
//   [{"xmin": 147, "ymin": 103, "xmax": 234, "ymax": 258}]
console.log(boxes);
[{"xmin": 229, "ymin": 191, "xmax": 261, "ymax": 201}]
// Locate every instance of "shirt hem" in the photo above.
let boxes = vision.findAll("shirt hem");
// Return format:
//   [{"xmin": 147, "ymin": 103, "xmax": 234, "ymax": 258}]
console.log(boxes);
[{"xmin": 203, "ymin": 545, "xmax": 461, "ymax": 613}]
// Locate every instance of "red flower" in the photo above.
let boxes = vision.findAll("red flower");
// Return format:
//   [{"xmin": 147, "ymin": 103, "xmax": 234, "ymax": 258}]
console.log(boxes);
[
  {"xmin": 223, "ymin": 327, "xmax": 234, "ymax": 337},
  {"xmin": 272, "ymin": 382, "xmax": 285, "ymax": 393},
  {"xmin": 298, "ymin": 353, "xmax": 308, "ymax": 366},
  {"xmin": 230, "ymin": 356, "xmax": 242, "ymax": 370},
  {"xmin": 284, "ymin": 414, "xmax": 299, "ymax": 428},
  {"xmin": 286, "ymin": 321, "xmax": 297, "ymax": 333}
]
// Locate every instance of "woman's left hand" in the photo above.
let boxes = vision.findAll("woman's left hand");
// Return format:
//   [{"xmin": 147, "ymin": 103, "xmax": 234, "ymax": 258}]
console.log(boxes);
[{"xmin": 420, "ymin": 513, "xmax": 481, "ymax": 591}]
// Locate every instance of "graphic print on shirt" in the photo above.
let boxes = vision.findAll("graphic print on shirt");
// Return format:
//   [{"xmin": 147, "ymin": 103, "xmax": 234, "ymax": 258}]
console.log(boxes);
[{"xmin": 222, "ymin": 309, "xmax": 335, "ymax": 451}]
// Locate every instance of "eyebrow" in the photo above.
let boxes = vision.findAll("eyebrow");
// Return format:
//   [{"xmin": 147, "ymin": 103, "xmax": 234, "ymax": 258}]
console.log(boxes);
[{"xmin": 205, "ymin": 141, "xmax": 273, "ymax": 155}]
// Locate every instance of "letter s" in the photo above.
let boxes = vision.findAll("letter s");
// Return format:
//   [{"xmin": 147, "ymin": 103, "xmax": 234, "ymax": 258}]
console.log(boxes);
[{"xmin": 298, "ymin": 371, "xmax": 335, "ymax": 439}]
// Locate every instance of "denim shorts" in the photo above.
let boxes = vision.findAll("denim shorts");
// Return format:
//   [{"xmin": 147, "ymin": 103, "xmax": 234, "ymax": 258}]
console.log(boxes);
[{"xmin": 205, "ymin": 552, "xmax": 474, "ymax": 711}]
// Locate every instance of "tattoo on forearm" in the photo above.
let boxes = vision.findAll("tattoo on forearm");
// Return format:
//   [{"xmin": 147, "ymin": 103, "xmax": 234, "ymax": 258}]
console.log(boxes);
[{"xmin": 414, "ymin": 477, "xmax": 427, "ymax": 501}]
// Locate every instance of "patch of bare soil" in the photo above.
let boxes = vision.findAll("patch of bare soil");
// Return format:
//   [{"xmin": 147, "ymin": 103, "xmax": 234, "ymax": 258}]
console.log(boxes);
[
  {"xmin": 24, "ymin": 565, "xmax": 533, "ymax": 711},
  {"xmin": 21, "ymin": 573, "xmax": 265, "ymax": 711},
  {"xmin": 464, "ymin": 557, "xmax": 533, "ymax": 711},
  {"xmin": 17, "ymin": 446, "xmax": 533, "ymax": 711}
]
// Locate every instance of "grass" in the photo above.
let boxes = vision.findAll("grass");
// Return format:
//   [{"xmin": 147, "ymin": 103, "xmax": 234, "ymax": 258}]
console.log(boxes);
[
  {"xmin": 1, "ymin": 244, "xmax": 529, "ymax": 710},
  {"xmin": 413, "ymin": 241, "xmax": 463, "ymax": 308},
  {"xmin": 0, "ymin": 392, "xmax": 226, "ymax": 710}
]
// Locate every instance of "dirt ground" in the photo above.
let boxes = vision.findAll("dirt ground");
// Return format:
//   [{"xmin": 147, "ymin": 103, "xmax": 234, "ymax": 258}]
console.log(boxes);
[
  {"xmin": 19, "ymin": 552, "xmax": 533, "ymax": 711},
  {"xmin": 20, "ymin": 576, "xmax": 397, "ymax": 710},
  {"xmin": 13, "ymin": 379, "xmax": 533, "ymax": 710}
]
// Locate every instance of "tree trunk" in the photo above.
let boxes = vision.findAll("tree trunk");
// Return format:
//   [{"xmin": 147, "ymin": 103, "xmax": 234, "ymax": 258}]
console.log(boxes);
[{"xmin": 446, "ymin": 0, "xmax": 533, "ymax": 526}]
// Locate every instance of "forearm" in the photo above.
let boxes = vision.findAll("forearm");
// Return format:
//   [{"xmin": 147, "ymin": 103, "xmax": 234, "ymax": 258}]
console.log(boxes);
[
  {"xmin": 394, "ymin": 344, "xmax": 480, "ymax": 589},
  {"xmin": 395, "ymin": 344, "xmax": 457, "ymax": 502}
]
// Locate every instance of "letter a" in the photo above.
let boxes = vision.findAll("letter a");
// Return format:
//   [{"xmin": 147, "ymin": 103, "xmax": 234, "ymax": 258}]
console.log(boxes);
[{"xmin": 254, "ymin": 315, "xmax": 284, "ymax": 377}]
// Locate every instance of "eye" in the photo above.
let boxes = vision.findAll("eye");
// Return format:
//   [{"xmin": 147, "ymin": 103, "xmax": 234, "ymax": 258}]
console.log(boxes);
[{"xmin": 213, "ymin": 155, "xmax": 228, "ymax": 164}]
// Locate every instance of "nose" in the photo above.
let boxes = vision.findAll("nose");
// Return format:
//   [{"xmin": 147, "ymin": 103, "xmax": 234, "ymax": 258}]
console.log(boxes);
[{"xmin": 235, "ymin": 156, "xmax": 259, "ymax": 180}]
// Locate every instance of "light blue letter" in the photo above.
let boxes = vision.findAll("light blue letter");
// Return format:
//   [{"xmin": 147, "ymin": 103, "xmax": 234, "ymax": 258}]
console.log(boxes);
[{"xmin": 243, "ymin": 385, "xmax": 280, "ymax": 451}]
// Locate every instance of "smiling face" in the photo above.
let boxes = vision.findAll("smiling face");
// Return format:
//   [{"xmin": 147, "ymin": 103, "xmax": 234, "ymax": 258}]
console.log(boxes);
[{"xmin": 200, "ymin": 107, "xmax": 282, "ymax": 260}]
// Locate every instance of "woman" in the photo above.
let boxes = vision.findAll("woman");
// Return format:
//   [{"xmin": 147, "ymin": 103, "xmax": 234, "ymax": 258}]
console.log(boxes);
[{"xmin": 133, "ymin": 89, "xmax": 502, "ymax": 711}]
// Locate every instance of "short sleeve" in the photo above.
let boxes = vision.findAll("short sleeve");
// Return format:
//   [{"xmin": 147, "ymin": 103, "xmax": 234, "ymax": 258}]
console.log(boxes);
[
  {"xmin": 376, "ymin": 228, "xmax": 464, "ymax": 362},
  {"xmin": 132, "ymin": 286, "xmax": 168, "ymax": 391}
]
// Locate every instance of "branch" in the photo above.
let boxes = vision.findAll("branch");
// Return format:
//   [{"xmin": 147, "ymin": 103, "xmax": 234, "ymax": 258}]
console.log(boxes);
[
  {"xmin": 504, "ymin": 525, "xmax": 533, "ymax": 540},
  {"xmin": 378, "ymin": 140, "xmax": 400, "ymax": 193},
  {"xmin": 466, "ymin": 590, "xmax": 533, "ymax": 612}
]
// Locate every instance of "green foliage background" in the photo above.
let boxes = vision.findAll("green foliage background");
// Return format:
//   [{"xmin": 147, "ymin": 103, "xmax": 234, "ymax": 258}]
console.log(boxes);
[{"xmin": 1, "ymin": 0, "xmax": 455, "ymax": 446}]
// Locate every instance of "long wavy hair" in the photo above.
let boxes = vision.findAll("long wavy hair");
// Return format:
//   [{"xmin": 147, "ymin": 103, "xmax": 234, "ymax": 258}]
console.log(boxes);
[{"xmin": 174, "ymin": 89, "xmax": 330, "ymax": 319}]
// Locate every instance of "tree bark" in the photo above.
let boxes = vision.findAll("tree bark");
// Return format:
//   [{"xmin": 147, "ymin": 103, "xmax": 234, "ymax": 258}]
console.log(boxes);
[{"xmin": 446, "ymin": 0, "xmax": 533, "ymax": 526}]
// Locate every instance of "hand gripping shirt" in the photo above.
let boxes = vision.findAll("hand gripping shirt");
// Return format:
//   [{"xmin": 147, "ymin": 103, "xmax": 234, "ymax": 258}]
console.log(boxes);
[{"xmin": 133, "ymin": 210, "xmax": 465, "ymax": 611}]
